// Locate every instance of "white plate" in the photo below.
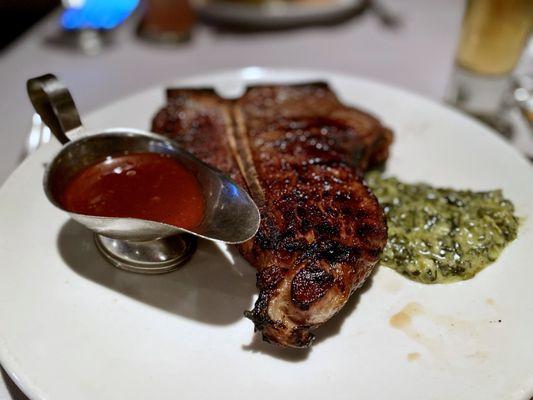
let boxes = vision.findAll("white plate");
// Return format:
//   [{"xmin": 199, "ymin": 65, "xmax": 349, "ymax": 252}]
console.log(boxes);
[
  {"xmin": 1, "ymin": 68, "xmax": 533, "ymax": 400},
  {"xmin": 194, "ymin": 0, "xmax": 364, "ymax": 27}
]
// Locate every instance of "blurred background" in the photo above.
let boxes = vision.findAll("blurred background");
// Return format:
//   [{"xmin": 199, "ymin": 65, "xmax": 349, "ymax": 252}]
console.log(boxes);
[
  {"xmin": 0, "ymin": 0, "xmax": 531, "ymax": 398},
  {"xmin": 0, "ymin": 1, "xmax": 58, "ymax": 50}
]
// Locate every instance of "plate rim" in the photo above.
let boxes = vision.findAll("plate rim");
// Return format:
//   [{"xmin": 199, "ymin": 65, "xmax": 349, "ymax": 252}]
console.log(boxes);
[{"xmin": 194, "ymin": 0, "xmax": 365, "ymax": 26}]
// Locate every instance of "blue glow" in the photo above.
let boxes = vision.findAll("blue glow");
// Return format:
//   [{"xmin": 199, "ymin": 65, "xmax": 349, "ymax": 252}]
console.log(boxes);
[
  {"xmin": 227, "ymin": 183, "xmax": 240, "ymax": 198},
  {"xmin": 61, "ymin": 0, "xmax": 139, "ymax": 30}
]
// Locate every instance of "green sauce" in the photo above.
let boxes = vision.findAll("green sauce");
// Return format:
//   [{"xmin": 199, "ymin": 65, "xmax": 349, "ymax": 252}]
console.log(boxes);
[{"xmin": 365, "ymin": 172, "xmax": 519, "ymax": 284}]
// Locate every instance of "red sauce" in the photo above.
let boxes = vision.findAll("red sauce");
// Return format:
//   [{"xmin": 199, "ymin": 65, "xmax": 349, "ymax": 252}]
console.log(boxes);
[{"xmin": 60, "ymin": 152, "xmax": 205, "ymax": 229}]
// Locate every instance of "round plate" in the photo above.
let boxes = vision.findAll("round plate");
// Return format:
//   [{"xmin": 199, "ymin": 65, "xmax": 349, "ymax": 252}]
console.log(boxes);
[
  {"xmin": 1, "ymin": 68, "xmax": 533, "ymax": 400},
  {"xmin": 194, "ymin": 0, "xmax": 364, "ymax": 27}
]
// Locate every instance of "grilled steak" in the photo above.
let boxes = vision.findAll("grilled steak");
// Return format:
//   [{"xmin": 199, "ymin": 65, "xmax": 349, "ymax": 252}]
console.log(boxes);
[{"xmin": 152, "ymin": 83, "xmax": 391, "ymax": 348}]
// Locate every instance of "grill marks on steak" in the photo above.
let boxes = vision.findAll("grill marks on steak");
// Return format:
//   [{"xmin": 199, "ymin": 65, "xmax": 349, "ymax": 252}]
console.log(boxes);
[
  {"xmin": 152, "ymin": 83, "xmax": 391, "ymax": 348},
  {"xmin": 152, "ymin": 88, "xmax": 244, "ymax": 186}
]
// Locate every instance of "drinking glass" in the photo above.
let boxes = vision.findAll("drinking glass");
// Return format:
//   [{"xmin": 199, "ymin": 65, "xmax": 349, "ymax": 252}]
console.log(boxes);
[{"xmin": 447, "ymin": 0, "xmax": 533, "ymax": 125}]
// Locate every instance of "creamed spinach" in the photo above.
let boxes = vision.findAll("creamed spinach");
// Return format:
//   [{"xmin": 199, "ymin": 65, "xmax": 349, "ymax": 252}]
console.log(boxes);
[{"xmin": 365, "ymin": 172, "xmax": 519, "ymax": 284}]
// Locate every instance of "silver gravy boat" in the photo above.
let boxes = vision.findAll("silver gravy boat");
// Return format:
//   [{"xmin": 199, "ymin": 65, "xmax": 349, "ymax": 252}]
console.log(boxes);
[{"xmin": 27, "ymin": 74, "xmax": 260, "ymax": 274}]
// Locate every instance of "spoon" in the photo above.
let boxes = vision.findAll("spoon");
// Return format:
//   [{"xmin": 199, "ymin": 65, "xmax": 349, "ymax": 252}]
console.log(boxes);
[{"xmin": 27, "ymin": 74, "xmax": 260, "ymax": 274}]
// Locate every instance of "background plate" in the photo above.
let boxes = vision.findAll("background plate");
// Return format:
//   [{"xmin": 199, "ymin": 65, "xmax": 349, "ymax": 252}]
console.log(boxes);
[
  {"xmin": 194, "ymin": 0, "xmax": 364, "ymax": 27},
  {"xmin": 1, "ymin": 68, "xmax": 532, "ymax": 400}
]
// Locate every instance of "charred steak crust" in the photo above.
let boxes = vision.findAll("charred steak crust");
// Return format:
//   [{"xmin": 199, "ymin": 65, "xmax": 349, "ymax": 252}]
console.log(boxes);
[{"xmin": 152, "ymin": 82, "xmax": 391, "ymax": 348}]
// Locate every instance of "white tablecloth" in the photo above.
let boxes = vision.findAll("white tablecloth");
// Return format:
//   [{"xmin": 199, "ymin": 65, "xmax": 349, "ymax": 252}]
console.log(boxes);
[{"xmin": 0, "ymin": 1, "xmax": 525, "ymax": 398}]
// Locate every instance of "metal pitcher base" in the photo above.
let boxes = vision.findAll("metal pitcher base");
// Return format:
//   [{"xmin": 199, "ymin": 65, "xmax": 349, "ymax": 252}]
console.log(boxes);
[{"xmin": 94, "ymin": 233, "xmax": 196, "ymax": 274}]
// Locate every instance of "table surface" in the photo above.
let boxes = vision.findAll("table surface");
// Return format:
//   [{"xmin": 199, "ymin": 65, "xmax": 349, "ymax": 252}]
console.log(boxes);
[{"xmin": 0, "ymin": 1, "xmax": 530, "ymax": 398}]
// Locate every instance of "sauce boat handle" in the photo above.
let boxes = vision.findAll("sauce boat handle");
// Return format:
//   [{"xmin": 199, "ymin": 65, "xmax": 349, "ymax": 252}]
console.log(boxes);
[{"xmin": 26, "ymin": 74, "xmax": 84, "ymax": 144}]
